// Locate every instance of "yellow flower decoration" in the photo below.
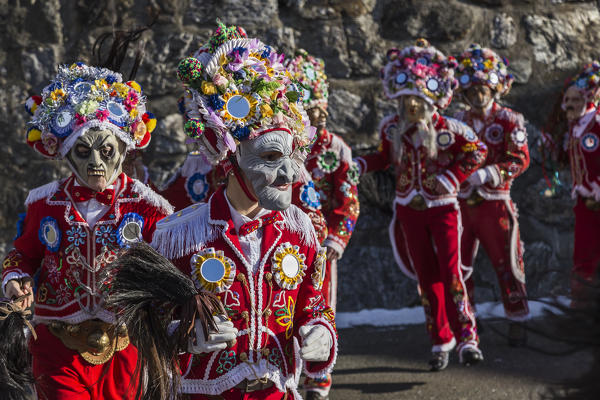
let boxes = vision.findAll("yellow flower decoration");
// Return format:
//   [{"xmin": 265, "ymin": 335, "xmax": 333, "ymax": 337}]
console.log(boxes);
[
  {"xmin": 190, "ymin": 247, "xmax": 236, "ymax": 293},
  {"xmin": 275, "ymin": 296, "xmax": 295, "ymax": 339},
  {"xmin": 201, "ymin": 81, "xmax": 218, "ymax": 95},
  {"xmin": 50, "ymin": 89, "xmax": 65, "ymax": 102},
  {"xmin": 112, "ymin": 83, "xmax": 129, "ymax": 98},
  {"xmin": 271, "ymin": 242, "xmax": 307, "ymax": 290},
  {"xmin": 129, "ymin": 107, "xmax": 138, "ymax": 119},
  {"xmin": 461, "ymin": 58, "xmax": 472, "ymax": 67},
  {"xmin": 483, "ymin": 59, "xmax": 494, "ymax": 70},
  {"xmin": 461, "ymin": 143, "xmax": 478, "ymax": 152},
  {"xmin": 94, "ymin": 79, "xmax": 108, "ymax": 90},
  {"xmin": 259, "ymin": 103, "xmax": 273, "ymax": 118}
]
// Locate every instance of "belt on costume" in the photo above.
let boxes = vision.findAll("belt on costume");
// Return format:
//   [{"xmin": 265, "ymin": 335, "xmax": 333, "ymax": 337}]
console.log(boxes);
[
  {"xmin": 465, "ymin": 191, "xmax": 485, "ymax": 207},
  {"xmin": 234, "ymin": 377, "xmax": 275, "ymax": 393},
  {"xmin": 48, "ymin": 319, "xmax": 129, "ymax": 365},
  {"xmin": 584, "ymin": 197, "xmax": 600, "ymax": 211},
  {"xmin": 407, "ymin": 194, "xmax": 427, "ymax": 211}
]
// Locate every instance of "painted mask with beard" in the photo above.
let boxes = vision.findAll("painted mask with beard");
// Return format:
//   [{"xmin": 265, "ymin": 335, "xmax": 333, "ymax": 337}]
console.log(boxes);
[
  {"xmin": 397, "ymin": 95, "xmax": 438, "ymax": 160},
  {"xmin": 236, "ymin": 131, "xmax": 299, "ymax": 211},
  {"xmin": 562, "ymin": 85, "xmax": 587, "ymax": 122},
  {"xmin": 306, "ymin": 106, "xmax": 328, "ymax": 134},
  {"xmin": 66, "ymin": 128, "xmax": 126, "ymax": 192}
]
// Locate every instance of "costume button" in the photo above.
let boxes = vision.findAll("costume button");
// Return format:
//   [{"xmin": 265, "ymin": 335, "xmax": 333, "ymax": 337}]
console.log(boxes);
[
  {"xmin": 75, "ymin": 192, "xmax": 80, "ymax": 196},
  {"xmin": 107, "ymin": 194, "xmax": 112, "ymax": 199},
  {"xmin": 239, "ymin": 352, "xmax": 248, "ymax": 361}
]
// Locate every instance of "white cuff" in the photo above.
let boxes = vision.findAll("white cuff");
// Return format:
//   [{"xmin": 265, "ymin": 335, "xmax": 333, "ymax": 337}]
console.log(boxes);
[
  {"xmin": 436, "ymin": 175, "xmax": 455, "ymax": 193},
  {"xmin": 323, "ymin": 238, "xmax": 344, "ymax": 259},
  {"xmin": 484, "ymin": 165, "xmax": 502, "ymax": 187},
  {"xmin": 2, "ymin": 272, "xmax": 31, "ymax": 293}
]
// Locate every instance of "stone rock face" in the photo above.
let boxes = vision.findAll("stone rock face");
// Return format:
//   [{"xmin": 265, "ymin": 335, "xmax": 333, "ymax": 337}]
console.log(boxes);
[{"xmin": 1, "ymin": 0, "xmax": 597, "ymax": 311}]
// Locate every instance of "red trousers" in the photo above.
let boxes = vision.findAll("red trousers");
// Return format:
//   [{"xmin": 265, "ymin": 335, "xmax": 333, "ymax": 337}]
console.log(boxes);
[
  {"xmin": 572, "ymin": 197, "xmax": 600, "ymax": 304},
  {"xmin": 459, "ymin": 199, "xmax": 529, "ymax": 320},
  {"xmin": 189, "ymin": 385, "xmax": 289, "ymax": 399},
  {"xmin": 31, "ymin": 323, "xmax": 140, "ymax": 400},
  {"xmin": 395, "ymin": 203, "xmax": 479, "ymax": 353}
]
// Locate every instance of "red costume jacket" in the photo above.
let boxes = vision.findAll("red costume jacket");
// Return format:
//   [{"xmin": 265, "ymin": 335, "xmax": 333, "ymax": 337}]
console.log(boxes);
[
  {"xmin": 151, "ymin": 187, "xmax": 337, "ymax": 397},
  {"xmin": 355, "ymin": 113, "xmax": 488, "ymax": 207},
  {"xmin": 454, "ymin": 102, "xmax": 529, "ymax": 199},
  {"xmin": 305, "ymin": 130, "xmax": 360, "ymax": 257},
  {"xmin": 564, "ymin": 106, "xmax": 600, "ymax": 200},
  {"xmin": 2, "ymin": 174, "xmax": 173, "ymax": 324}
]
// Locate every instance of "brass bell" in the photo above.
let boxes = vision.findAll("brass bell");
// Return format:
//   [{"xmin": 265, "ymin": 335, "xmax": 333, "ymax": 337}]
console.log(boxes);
[{"xmin": 87, "ymin": 330, "xmax": 110, "ymax": 352}]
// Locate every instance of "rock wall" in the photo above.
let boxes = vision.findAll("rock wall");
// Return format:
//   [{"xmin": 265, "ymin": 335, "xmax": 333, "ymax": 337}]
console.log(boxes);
[{"xmin": 2, "ymin": 0, "xmax": 598, "ymax": 311}]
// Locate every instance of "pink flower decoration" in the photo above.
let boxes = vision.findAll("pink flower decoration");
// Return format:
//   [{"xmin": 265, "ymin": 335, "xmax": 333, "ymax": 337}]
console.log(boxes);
[
  {"xmin": 403, "ymin": 58, "xmax": 415, "ymax": 67},
  {"xmin": 213, "ymin": 74, "xmax": 228, "ymax": 87},
  {"xmin": 95, "ymin": 109, "xmax": 109, "ymax": 122},
  {"xmin": 412, "ymin": 63, "xmax": 428, "ymax": 78},
  {"xmin": 75, "ymin": 113, "xmax": 87, "ymax": 126}
]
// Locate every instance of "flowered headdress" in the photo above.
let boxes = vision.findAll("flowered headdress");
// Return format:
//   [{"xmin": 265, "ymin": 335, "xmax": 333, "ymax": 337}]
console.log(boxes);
[
  {"xmin": 565, "ymin": 61, "xmax": 600, "ymax": 104},
  {"xmin": 177, "ymin": 21, "xmax": 314, "ymax": 165},
  {"xmin": 455, "ymin": 44, "xmax": 514, "ymax": 97},
  {"xmin": 381, "ymin": 38, "xmax": 458, "ymax": 109},
  {"xmin": 24, "ymin": 62, "xmax": 157, "ymax": 159},
  {"xmin": 284, "ymin": 49, "xmax": 329, "ymax": 109}
]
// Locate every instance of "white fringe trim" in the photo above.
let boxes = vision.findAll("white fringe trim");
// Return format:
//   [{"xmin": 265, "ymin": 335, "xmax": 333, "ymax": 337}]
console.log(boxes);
[
  {"xmin": 296, "ymin": 163, "xmax": 312, "ymax": 185},
  {"xmin": 444, "ymin": 116, "xmax": 475, "ymax": 140},
  {"xmin": 329, "ymin": 134, "xmax": 353, "ymax": 165},
  {"xmin": 497, "ymin": 107, "xmax": 525, "ymax": 128},
  {"xmin": 281, "ymin": 204, "xmax": 319, "ymax": 249},
  {"xmin": 131, "ymin": 179, "xmax": 174, "ymax": 215},
  {"xmin": 181, "ymin": 152, "xmax": 213, "ymax": 178},
  {"xmin": 151, "ymin": 203, "xmax": 219, "ymax": 260},
  {"xmin": 25, "ymin": 180, "xmax": 61, "ymax": 206}
]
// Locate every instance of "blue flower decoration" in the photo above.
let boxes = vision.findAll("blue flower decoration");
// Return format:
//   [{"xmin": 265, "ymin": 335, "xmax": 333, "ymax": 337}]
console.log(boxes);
[
  {"xmin": 232, "ymin": 126, "xmax": 250, "ymax": 140},
  {"xmin": 117, "ymin": 212, "xmax": 144, "ymax": 248},
  {"xmin": 39, "ymin": 216, "xmax": 62, "ymax": 252},
  {"xmin": 233, "ymin": 70, "xmax": 247, "ymax": 80},
  {"xmin": 208, "ymin": 94, "xmax": 225, "ymax": 110},
  {"xmin": 105, "ymin": 75, "xmax": 117, "ymax": 84},
  {"xmin": 261, "ymin": 46, "xmax": 272, "ymax": 58},
  {"xmin": 14, "ymin": 212, "xmax": 27, "ymax": 240},
  {"xmin": 66, "ymin": 226, "xmax": 87, "ymax": 247},
  {"xmin": 186, "ymin": 172, "xmax": 209, "ymax": 202},
  {"xmin": 576, "ymin": 77, "xmax": 588, "ymax": 89},
  {"xmin": 344, "ymin": 217, "xmax": 356, "ymax": 233},
  {"xmin": 94, "ymin": 225, "xmax": 116, "ymax": 246},
  {"xmin": 300, "ymin": 181, "xmax": 321, "ymax": 210},
  {"xmin": 472, "ymin": 49, "xmax": 482, "ymax": 57}
]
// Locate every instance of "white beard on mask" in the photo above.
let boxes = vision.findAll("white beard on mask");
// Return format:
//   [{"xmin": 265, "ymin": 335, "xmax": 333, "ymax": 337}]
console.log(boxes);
[{"xmin": 394, "ymin": 100, "xmax": 438, "ymax": 162}]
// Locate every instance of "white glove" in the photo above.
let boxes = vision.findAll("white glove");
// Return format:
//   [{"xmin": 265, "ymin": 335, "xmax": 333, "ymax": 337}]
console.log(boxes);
[
  {"xmin": 299, "ymin": 325, "xmax": 333, "ymax": 362},
  {"xmin": 187, "ymin": 314, "xmax": 238, "ymax": 354},
  {"xmin": 467, "ymin": 168, "xmax": 490, "ymax": 186}
]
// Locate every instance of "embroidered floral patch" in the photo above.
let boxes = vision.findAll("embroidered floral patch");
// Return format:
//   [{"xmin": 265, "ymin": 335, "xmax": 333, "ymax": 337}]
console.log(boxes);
[
  {"xmin": 347, "ymin": 162, "xmax": 360, "ymax": 186},
  {"xmin": 186, "ymin": 172, "xmax": 209, "ymax": 202},
  {"xmin": 300, "ymin": 181, "xmax": 321, "ymax": 210},
  {"xmin": 275, "ymin": 295, "xmax": 295, "ymax": 339},
  {"xmin": 216, "ymin": 350, "xmax": 237, "ymax": 374},
  {"xmin": 484, "ymin": 123, "xmax": 504, "ymax": 145},
  {"xmin": 317, "ymin": 150, "xmax": 340, "ymax": 173},
  {"xmin": 581, "ymin": 133, "xmax": 599, "ymax": 152},
  {"xmin": 117, "ymin": 212, "xmax": 144, "ymax": 247},
  {"xmin": 94, "ymin": 225, "xmax": 116, "ymax": 247},
  {"xmin": 311, "ymin": 248, "xmax": 327, "ymax": 291}
]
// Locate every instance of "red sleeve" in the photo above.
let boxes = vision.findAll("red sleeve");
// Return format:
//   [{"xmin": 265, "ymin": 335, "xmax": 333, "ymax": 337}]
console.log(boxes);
[
  {"xmin": 495, "ymin": 121, "xmax": 530, "ymax": 183},
  {"xmin": 442, "ymin": 130, "xmax": 488, "ymax": 187},
  {"xmin": 293, "ymin": 247, "xmax": 337, "ymax": 376},
  {"xmin": 2, "ymin": 201, "xmax": 46, "ymax": 287},
  {"xmin": 323, "ymin": 159, "xmax": 360, "ymax": 256}
]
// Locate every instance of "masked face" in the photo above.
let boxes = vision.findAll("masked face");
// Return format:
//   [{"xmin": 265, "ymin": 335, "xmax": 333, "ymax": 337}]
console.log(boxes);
[
  {"xmin": 307, "ymin": 106, "xmax": 328, "ymax": 133},
  {"xmin": 465, "ymin": 85, "xmax": 494, "ymax": 111},
  {"xmin": 402, "ymin": 95, "xmax": 428, "ymax": 123},
  {"xmin": 67, "ymin": 128, "xmax": 126, "ymax": 192},
  {"xmin": 562, "ymin": 85, "xmax": 587, "ymax": 122},
  {"xmin": 237, "ymin": 131, "xmax": 298, "ymax": 211}
]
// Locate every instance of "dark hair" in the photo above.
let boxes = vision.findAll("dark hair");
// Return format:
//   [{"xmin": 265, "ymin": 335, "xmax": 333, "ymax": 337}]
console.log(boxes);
[{"xmin": 103, "ymin": 242, "xmax": 224, "ymax": 400}]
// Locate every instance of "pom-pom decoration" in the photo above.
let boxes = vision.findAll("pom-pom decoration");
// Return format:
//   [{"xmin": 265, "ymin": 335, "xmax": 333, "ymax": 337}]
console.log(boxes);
[
  {"xmin": 381, "ymin": 39, "xmax": 458, "ymax": 110},
  {"xmin": 566, "ymin": 61, "xmax": 600, "ymax": 104},
  {"xmin": 184, "ymin": 118, "xmax": 205, "ymax": 139},
  {"xmin": 24, "ymin": 62, "xmax": 157, "ymax": 159},
  {"xmin": 455, "ymin": 43, "xmax": 514, "ymax": 97},
  {"xmin": 177, "ymin": 57, "xmax": 204, "ymax": 87}
]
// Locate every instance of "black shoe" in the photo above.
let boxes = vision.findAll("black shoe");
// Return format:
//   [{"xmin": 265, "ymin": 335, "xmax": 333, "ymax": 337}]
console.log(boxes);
[
  {"xmin": 306, "ymin": 391, "xmax": 328, "ymax": 400},
  {"xmin": 475, "ymin": 317, "xmax": 484, "ymax": 334},
  {"xmin": 429, "ymin": 351, "xmax": 449, "ymax": 371},
  {"xmin": 460, "ymin": 348, "xmax": 483, "ymax": 366},
  {"xmin": 508, "ymin": 322, "xmax": 527, "ymax": 347}
]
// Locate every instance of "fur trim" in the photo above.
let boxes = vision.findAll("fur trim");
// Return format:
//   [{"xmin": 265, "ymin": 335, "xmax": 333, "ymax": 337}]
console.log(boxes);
[
  {"xmin": 281, "ymin": 204, "xmax": 319, "ymax": 249},
  {"xmin": 378, "ymin": 114, "xmax": 398, "ymax": 136},
  {"xmin": 444, "ymin": 116, "xmax": 474, "ymax": 138},
  {"xmin": 131, "ymin": 179, "xmax": 174, "ymax": 215},
  {"xmin": 329, "ymin": 134, "xmax": 353, "ymax": 165},
  {"xmin": 151, "ymin": 203, "xmax": 219, "ymax": 260},
  {"xmin": 497, "ymin": 107, "xmax": 525, "ymax": 128},
  {"xmin": 25, "ymin": 180, "xmax": 61, "ymax": 206}
]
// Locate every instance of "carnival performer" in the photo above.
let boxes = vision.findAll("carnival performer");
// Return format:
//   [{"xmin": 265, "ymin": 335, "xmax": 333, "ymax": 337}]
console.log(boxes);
[
  {"xmin": 354, "ymin": 39, "xmax": 487, "ymax": 371},
  {"xmin": 454, "ymin": 44, "xmax": 530, "ymax": 345},
  {"xmin": 150, "ymin": 22, "xmax": 337, "ymax": 399},
  {"xmin": 2, "ymin": 63, "xmax": 173, "ymax": 399},
  {"xmin": 542, "ymin": 62, "xmax": 600, "ymax": 307},
  {"xmin": 285, "ymin": 49, "xmax": 358, "ymax": 399}
]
